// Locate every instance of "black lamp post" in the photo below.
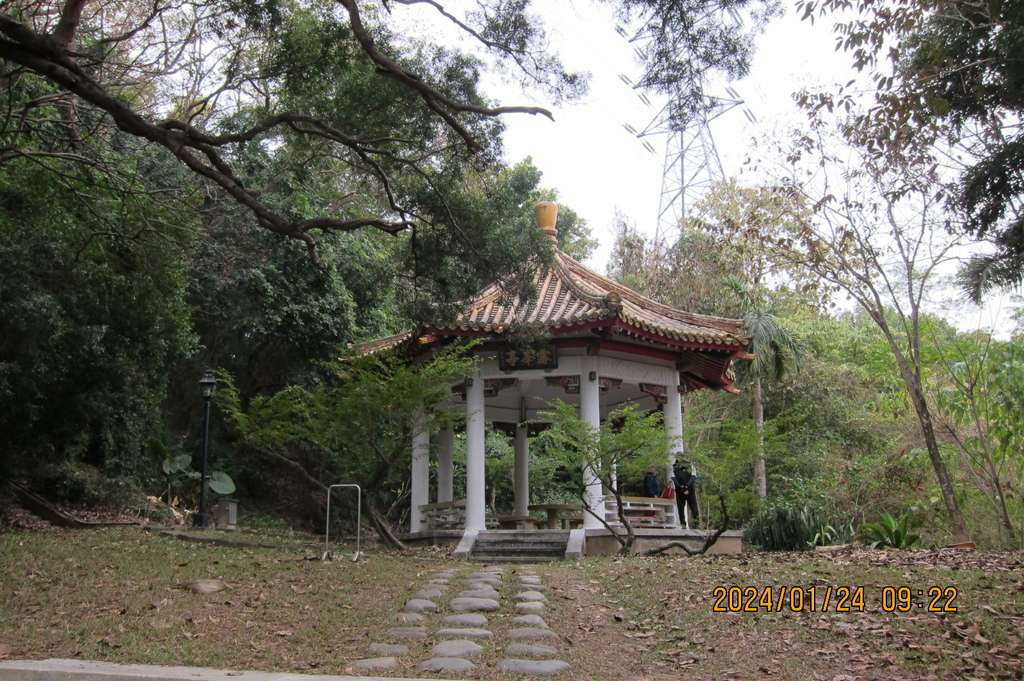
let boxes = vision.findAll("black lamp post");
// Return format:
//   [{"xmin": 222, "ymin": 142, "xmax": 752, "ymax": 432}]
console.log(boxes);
[{"xmin": 194, "ymin": 370, "xmax": 217, "ymax": 528}]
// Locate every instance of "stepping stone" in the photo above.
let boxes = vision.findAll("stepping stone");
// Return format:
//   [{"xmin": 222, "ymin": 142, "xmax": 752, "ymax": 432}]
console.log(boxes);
[
  {"xmin": 417, "ymin": 658, "xmax": 476, "ymax": 672},
  {"xmin": 436, "ymin": 628, "xmax": 493, "ymax": 639},
  {"xmin": 442, "ymin": 614, "xmax": 489, "ymax": 627},
  {"xmin": 514, "ymin": 590, "xmax": 548, "ymax": 602},
  {"xmin": 515, "ymin": 601, "xmax": 546, "ymax": 613},
  {"xmin": 519, "ymin": 575, "xmax": 542, "ymax": 585},
  {"xmin": 468, "ymin": 572, "xmax": 501, "ymax": 580},
  {"xmin": 460, "ymin": 587, "xmax": 500, "ymax": 599},
  {"xmin": 416, "ymin": 585, "xmax": 447, "ymax": 599},
  {"xmin": 511, "ymin": 614, "xmax": 548, "ymax": 628},
  {"xmin": 427, "ymin": 578, "xmax": 449, "ymax": 585},
  {"xmin": 391, "ymin": 612, "xmax": 424, "ymax": 623},
  {"xmin": 432, "ymin": 572, "xmax": 455, "ymax": 579},
  {"xmin": 509, "ymin": 627, "xmax": 559, "ymax": 642},
  {"xmin": 432, "ymin": 640, "xmax": 484, "ymax": 657},
  {"xmin": 467, "ymin": 577, "xmax": 503, "ymax": 588},
  {"xmin": 450, "ymin": 597, "xmax": 500, "ymax": 612},
  {"xmin": 349, "ymin": 657, "xmax": 397, "ymax": 670},
  {"xmin": 515, "ymin": 584, "xmax": 550, "ymax": 593},
  {"xmin": 404, "ymin": 598, "xmax": 437, "ymax": 613},
  {"xmin": 369, "ymin": 643, "xmax": 408, "ymax": 656},
  {"xmin": 498, "ymin": 659, "xmax": 571, "ymax": 675},
  {"xmin": 388, "ymin": 627, "xmax": 428, "ymax": 639},
  {"xmin": 506, "ymin": 643, "xmax": 559, "ymax": 659}
]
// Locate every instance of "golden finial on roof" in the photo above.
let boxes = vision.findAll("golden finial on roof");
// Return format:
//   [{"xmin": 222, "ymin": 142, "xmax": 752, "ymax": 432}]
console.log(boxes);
[{"xmin": 535, "ymin": 201, "xmax": 558, "ymax": 246}]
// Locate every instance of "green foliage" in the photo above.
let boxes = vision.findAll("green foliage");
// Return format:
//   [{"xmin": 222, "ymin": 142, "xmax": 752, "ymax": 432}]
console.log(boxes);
[
  {"xmin": 537, "ymin": 400, "xmax": 671, "ymax": 552},
  {"xmin": 538, "ymin": 401, "xmax": 671, "ymax": 494},
  {"xmin": 218, "ymin": 342, "xmax": 479, "ymax": 529},
  {"xmin": 207, "ymin": 472, "xmax": 237, "ymax": 497},
  {"xmin": 0, "ymin": 148, "xmax": 195, "ymax": 484},
  {"xmin": 147, "ymin": 437, "xmax": 236, "ymax": 506},
  {"xmin": 857, "ymin": 511, "xmax": 921, "ymax": 549},
  {"xmin": 935, "ymin": 335, "xmax": 1024, "ymax": 547},
  {"xmin": 808, "ymin": 522, "xmax": 855, "ymax": 549},
  {"xmin": 745, "ymin": 505, "xmax": 840, "ymax": 551}
]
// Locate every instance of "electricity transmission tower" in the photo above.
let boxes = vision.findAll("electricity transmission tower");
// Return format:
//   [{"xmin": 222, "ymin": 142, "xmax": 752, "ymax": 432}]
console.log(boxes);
[
  {"xmin": 614, "ymin": 20, "xmax": 753, "ymax": 243},
  {"xmin": 637, "ymin": 88, "xmax": 749, "ymax": 242}
]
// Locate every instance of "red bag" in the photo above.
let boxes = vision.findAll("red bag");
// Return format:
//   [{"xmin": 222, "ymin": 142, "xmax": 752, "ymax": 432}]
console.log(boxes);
[{"xmin": 661, "ymin": 481, "xmax": 676, "ymax": 499}]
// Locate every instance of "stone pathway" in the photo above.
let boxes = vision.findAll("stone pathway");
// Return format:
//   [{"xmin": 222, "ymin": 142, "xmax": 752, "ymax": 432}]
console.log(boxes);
[{"xmin": 348, "ymin": 565, "xmax": 571, "ymax": 676}]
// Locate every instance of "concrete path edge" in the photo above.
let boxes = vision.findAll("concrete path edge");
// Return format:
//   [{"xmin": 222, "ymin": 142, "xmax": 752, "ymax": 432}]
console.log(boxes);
[
  {"xmin": 452, "ymin": 529, "xmax": 477, "ymax": 559},
  {"xmin": 0, "ymin": 660, "xmax": 425, "ymax": 681},
  {"xmin": 565, "ymin": 529, "xmax": 584, "ymax": 560}
]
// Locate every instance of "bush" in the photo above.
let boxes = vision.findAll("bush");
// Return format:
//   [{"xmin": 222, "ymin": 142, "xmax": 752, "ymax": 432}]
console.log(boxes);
[
  {"xmin": 857, "ymin": 511, "xmax": 920, "ymax": 549},
  {"xmin": 746, "ymin": 504, "xmax": 852, "ymax": 551}
]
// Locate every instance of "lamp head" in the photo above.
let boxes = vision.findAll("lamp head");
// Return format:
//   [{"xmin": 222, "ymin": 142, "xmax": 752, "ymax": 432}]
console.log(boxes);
[{"xmin": 200, "ymin": 370, "xmax": 217, "ymax": 399}]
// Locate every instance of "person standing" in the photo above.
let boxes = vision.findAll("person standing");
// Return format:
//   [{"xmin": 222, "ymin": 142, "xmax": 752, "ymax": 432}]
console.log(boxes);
[
  {"xmin": 643, "ymin": 468, "xmax": 662, "ymax": 497},
  {"xmin": 673, "ymin": 463, "xmax": 698, "ymax": 524}
]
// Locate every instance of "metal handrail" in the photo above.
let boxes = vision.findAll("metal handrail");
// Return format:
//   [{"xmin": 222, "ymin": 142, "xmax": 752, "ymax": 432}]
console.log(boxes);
[{"xmin": 323, "ymin": 483, "xmax": 361, "ymax": 562}]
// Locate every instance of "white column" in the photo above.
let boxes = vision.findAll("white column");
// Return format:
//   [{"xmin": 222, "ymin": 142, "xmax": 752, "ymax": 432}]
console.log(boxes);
[
  {"xmin": 514, "ymin": 424, "xmax": 530, "ymax": 516},
  {"xmin": 437, "ymin": 426, "xmax": 455, "ymax": 503},
  {"xmin": 581, "ymin": 356, "xmax": 603, "ymax": 530},
  {"xmin": 410, "ymin": 418, "xmax": 430, "ymax": 533},
  {"xmin": 665, "ymin": 378, "xmax": 684, "ymax": 528},
  {"xmin": 465, "ymin": 372, "xmax": 487, "ymax": 531}
]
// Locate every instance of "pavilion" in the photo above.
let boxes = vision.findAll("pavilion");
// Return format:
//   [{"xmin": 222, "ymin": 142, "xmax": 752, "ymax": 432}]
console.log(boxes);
[{"xmin": 361, "ymin": 203, "xmax": 749, "ymax": 557}]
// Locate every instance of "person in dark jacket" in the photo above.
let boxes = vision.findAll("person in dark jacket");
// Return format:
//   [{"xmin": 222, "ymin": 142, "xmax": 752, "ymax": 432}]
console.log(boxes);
[
  {"xmin": 673, "ymin": 463, "xmax": 699, "ymax": 522},
  {"xmin": 643, "ymin": 468, "xmax": 662, "ymax": 497}
]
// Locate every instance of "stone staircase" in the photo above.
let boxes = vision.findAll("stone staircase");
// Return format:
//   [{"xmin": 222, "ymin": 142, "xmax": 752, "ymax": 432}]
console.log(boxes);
[{"xmin": 469, "ymin": 530, "xmax": 571, "ymax": 562}]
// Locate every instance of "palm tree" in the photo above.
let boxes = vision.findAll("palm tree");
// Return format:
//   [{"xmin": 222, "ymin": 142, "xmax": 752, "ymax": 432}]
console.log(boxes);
[{"xmin": 725, "ymin": 277, "xmax": 804, "ymax": 499}]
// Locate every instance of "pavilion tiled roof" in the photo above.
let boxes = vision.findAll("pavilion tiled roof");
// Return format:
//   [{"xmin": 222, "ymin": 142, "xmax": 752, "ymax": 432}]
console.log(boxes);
[{"xmin": 429, "ymin": 250, "xmax": 747, "ymax": 350}]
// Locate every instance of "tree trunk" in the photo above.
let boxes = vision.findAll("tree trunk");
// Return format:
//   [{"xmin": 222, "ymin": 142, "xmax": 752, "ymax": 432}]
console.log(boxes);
[
  {"xmin": 363, "ymin": 497, "xmax": 408, "ymax": 551},
  {"xmin": 896, "ymin": 358, "xmax": 973, "ymax": 545},
  {"xmin": 753, "ymin": 375, "xmax": 767, "ymax": 499}
]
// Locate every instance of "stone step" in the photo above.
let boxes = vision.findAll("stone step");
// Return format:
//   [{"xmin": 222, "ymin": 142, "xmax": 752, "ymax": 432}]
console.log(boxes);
[
  {"xmin": 474, "ymin": 541, "xmax": 565, "ymax": 550},
  {"xmin": 474, "ymin": 535, "xmax": 568, "ymax": 544},
  {"xmin": 473, "ymin": 545, "xmax": 564, "ymax": 555},
  {"xmin": 471, "ymin": 531, "xmax": 569, "ymax": 562},
  {"xmin": 475, "ymin": 530, "xmax": 569, "ymax": 539},
  {"xmin": 469, "ymin": 550, "xmax": 563, "ymax": 562}
]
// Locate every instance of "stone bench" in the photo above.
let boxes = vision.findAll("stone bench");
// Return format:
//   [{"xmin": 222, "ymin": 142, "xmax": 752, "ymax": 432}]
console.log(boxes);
[
  {"xmin": 418, "ymin": 499, "xmax": 467, "ymax": 530},
  {"xmin": 492, "ymin": 514, "xmax": 539, "ymax": 530},
  {"xmin": 603, "ymin": 495, "xmax": 678, "ymax": 528}
]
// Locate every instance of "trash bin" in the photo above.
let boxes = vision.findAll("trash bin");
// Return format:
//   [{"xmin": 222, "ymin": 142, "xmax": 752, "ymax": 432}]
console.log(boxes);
[{"xmin": 216, "ymin": 499, "xmax": 238, "ymax": 530}]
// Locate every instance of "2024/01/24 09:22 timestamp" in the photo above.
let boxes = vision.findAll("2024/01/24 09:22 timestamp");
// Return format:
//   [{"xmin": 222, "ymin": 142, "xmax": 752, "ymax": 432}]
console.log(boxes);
[{"xmin": 711, "ymin": 585, "xmax": 959, "ymax": 613}]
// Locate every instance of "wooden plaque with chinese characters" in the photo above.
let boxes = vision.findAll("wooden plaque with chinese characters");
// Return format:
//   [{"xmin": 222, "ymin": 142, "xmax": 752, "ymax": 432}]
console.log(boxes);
[{"xmin": 498, "ymin": 343, "xmax": 558, "ymax": 371}]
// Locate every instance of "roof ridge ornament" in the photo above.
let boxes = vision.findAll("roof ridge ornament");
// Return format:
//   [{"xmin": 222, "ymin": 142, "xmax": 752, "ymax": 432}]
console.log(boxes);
[
  {"xmin": 603, "ymin": 291, "xmax": 622, "ymax": 313},
  {"xmin": 535, "ymin": 201, "xmax": 558, "ymax": 246}
]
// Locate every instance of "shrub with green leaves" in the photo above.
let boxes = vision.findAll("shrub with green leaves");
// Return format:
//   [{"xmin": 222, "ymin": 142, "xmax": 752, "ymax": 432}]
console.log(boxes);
[
  {"xmin": 746, "ymin": 505, "xmax": 851, "ymax": 551},
  {"xmin": 857, "ymin": 511, "xmax": 920, "ymax": 549}
]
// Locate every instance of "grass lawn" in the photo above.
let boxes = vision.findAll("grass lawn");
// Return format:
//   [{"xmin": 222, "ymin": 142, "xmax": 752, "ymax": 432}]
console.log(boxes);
[{"xmin": 1, "ymin": 527, "xmax": 1022, "ymax": 680}]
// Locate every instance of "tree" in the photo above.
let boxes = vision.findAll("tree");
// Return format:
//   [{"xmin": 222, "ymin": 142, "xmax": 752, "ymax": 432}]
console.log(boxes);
[
  {"xmin": 0, "ymin": 0, "xmax": 771, "ymax": 283},
  {"xmin": 538, "ymin": 400, "xmax": 673, "ymax": 554},
  {"xmin": 0, "ymin": 147, "xmax": 194, "ymax": 489},
  {"xmin": 219, "ymin": 342, "xmax": 478, "ymax": 548},
  {"xmin": 724, "ymin": 277, "xmax": 803, "ymax": 499},
  {"xmin": 796, "ymin": 0, "xmax": 1024, "ymax": 300},
  {"xmin": 935, "ymin": 335, "xmax": 1024, "ymax": 547},
  {"xmin": 751, "ymin": 114, "xmax": 975, "ymax": 544}
]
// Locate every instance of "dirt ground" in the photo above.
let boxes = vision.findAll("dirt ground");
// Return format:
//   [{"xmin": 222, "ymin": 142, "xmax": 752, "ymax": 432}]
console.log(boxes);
[{"xmin": 1, "ymin": 518, "xmax": 1022, "ymax": 681}]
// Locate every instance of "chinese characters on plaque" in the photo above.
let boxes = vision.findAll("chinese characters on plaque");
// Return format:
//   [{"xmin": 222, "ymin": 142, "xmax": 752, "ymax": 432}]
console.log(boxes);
[{"xmin": 499, "ymin": 343, "xmax": 558, "ymax": 371}]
